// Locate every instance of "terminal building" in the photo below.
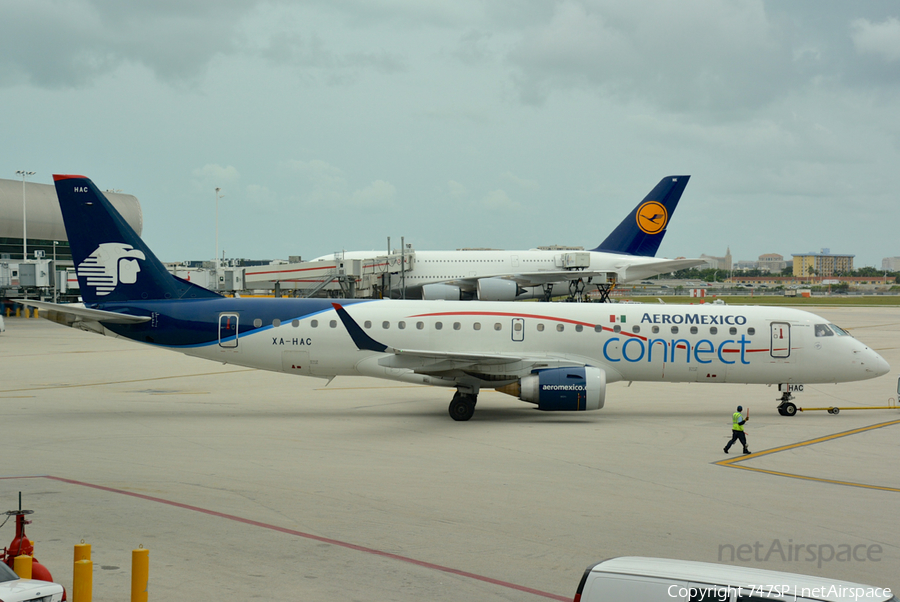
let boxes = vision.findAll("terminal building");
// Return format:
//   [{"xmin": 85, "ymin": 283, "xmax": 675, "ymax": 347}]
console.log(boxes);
[{"xmin": 0, "ymin": 177, "xmax": 142, "ymax": 302}]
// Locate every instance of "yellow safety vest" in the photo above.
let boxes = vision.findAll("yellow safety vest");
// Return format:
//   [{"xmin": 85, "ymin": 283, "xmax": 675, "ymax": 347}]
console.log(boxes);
[{"xmin": 732, "ymin": 411, "xmax": 744, "ymax": 431}]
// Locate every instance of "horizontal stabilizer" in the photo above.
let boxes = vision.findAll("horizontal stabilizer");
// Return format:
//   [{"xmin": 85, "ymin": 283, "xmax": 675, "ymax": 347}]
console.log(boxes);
[{"xmin": 18, "ymin": 299, "xmax": 151, "ymax": 324}]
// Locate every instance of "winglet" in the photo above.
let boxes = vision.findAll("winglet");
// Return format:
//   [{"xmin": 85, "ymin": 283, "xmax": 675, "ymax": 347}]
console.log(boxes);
[{"xmin": 332, "ymin": 303, "xmax": 388, "ymax": 352}]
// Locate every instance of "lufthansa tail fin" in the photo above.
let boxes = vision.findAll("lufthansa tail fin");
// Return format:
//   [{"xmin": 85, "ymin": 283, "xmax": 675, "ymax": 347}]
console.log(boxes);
[
  {"xmin": 53, "ymin": 175, "xmax": 221, "ymax": 304},
  {"xmin": 592, "ymin": 175, "xmax": 690, "ymax": 257}
]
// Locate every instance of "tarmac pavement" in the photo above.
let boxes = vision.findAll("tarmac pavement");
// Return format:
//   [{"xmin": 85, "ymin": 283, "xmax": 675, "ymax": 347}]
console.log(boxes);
[{"xmin": 1, "ymin": 305, "xmax": 898, "ymax": 601}]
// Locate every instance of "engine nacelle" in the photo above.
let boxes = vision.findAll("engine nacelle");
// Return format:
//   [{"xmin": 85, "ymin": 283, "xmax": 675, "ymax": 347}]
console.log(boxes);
[
  {"xmin": 422, "ymin": 283, "xmax": 461, "ymax": 300},
  {"xmin": 519, "ymin": 367, "xmax": 606, "ymax": 411},
  {"xmin": 476, "ymin": 277, "xmax": 519, "ymax": 301}
]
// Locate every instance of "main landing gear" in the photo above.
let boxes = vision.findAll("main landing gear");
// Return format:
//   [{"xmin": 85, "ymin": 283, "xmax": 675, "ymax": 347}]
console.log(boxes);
[
  {"xmin": 449, "ymin": 391, "xmax": 477, "ymax": 421},
  {"xmin": 776, "ymin": 391, "xmax": 797, "ymax": 416}
]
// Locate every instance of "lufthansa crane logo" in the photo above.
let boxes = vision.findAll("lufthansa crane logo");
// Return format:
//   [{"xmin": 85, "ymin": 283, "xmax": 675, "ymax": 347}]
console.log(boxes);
[
  {"xmin": 636, "ymin": 201, "xmax": 668, "ymax": 235},
  {"xmin": 76, "ymin": 242, "xmax": 146, "ymax": 296}
]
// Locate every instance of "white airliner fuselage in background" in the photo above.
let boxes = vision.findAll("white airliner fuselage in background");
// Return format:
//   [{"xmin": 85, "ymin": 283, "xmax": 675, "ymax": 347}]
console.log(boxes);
[
  {"xmin": 312, "ymin": 175, "xmax": 705, "ymax": 300},
  {"xmin": 316, "ymin": 249, "xmax": 704, "ymax": 300},
  {"xmin": 25, "ymin": 175, "xmax": 891, "ymax": 422}
]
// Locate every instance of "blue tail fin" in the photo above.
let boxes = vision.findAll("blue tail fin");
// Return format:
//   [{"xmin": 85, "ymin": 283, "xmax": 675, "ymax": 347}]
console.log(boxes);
[
  {"xmin": 592, "ymin": 175, "xmax": 690, "ymax": 256},
  {"xmin": 53, "ymin": 174, "xmax": 221, "ymax": 304}
]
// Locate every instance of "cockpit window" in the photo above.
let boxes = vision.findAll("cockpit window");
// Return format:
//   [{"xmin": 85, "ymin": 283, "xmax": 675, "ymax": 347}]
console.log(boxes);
[
  {"xmin": 814, "ymin": 324, "xmax": 833, "ymax": 337},
  {"xmin": 828, "ymin": 324, "xmax": 851, "ymax": 336}
]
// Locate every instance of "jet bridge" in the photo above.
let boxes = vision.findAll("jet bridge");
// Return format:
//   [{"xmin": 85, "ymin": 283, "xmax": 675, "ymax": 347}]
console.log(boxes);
[{"xmin": 242, "ymin": 251, "xmax": 414, "ymax": 298}]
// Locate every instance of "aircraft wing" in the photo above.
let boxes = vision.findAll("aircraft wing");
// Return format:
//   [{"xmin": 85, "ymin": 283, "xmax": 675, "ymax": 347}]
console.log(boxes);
[
  {"xmin": 614, "ymin": 258, "xmax": 707, "ymax": 283},
  {"xmin": 332, "ymin": 303, "xmax": 582, "ymax": 375},
  {"xmin": 506, "ymin": 270, "xmax": 614, "ymax": 287},
  {"xmin": 17, "ymin": 299, "xmax": 151, "ymax": 324}
]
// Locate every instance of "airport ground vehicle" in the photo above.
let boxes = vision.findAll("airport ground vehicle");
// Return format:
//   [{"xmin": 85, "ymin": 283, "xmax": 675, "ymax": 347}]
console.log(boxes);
[
  {"xmin": 0, "ymin": 562, "xmax": 64, "ymax": 602},
  {"xmin": 573, "ymin": 557, "xmax": 896, "ymax": 601}
]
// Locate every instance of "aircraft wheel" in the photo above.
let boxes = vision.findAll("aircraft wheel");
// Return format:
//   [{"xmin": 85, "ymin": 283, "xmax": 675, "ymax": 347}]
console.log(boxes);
[
  {"xmin": 777, "ymin": 407, "xmax": 787, "ymax": 416},
  {"xmin": 831, "ymin": 407, "xmax": 840, "ymax": 415},
  {"xmin": 782, "ymin": 402, "xmax": 797, "ymax": 417},
  {"xmin": 449, "ymin": 395, "xmax": 476, "ymax": 421}
]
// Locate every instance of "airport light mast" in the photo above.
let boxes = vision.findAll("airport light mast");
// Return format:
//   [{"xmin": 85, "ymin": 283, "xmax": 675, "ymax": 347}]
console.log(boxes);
[
  {"xmin": 16, "ymin": 170, "xmax": 35, "ymax": 260},
  {"xmin": 215, "ymin": 187, "xmax": 223, "ymax": 290}
]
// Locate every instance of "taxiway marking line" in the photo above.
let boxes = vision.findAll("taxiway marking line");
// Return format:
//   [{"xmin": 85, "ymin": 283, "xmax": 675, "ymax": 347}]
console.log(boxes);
[
  {"xmin": 0, "ymin": 370, "xmax": 256, "ymax": 393},
  {"xmin": 714, "ymin": 419, "xmax": 900, "ymax": 492},
  {"xmin": 41, "ymin": 475, "xmax": 568, "ymax": 601}
]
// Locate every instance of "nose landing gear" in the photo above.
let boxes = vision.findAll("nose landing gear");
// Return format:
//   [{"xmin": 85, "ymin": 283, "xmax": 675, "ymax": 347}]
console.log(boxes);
[{"xmin": 776, "ymin": 391, "xmax": 797, "ymax": 416}]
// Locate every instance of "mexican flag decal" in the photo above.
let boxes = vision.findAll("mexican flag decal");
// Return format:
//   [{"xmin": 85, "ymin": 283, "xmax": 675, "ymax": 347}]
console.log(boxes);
[{"xmin": 609, "ymin": 315, "xmax": 626, "ymax": 323}]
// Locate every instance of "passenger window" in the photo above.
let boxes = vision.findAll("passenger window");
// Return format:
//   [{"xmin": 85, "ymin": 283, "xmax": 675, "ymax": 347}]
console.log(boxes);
[
  {"xmin": 473, "ymin": 323, "xmax": 481, "ymax": 331},
  {"xmin": 453, "ymin": 322, "xmax": 461, "ymax": 330},
  {"xmin": 311, "ymin": 320, "xmax": 318, "ymax": 328},
  {"xmin": 273, "ymin": 319, "xmax": 281, "ymax": 327},
  {"xmin": 416, "ymin": 321, "xmax": 424, "ymax": 330},
  {"xmin": 652, "ymin": 326, "xmax": 659, "ymax": 334},
  {"xmin": 254, "ymin": 319, "xmax": 262, "ymax": 327},
  {"xmin": 671, "ymin": 326, "xmax": 679, "ymax": 334},
  {"xmin": 690, "ymin": 326, "xmax": 698, "ymax": 335},
  {"xmin": 514, "ymin": 322, "xmax": 522, "ymax": 332},
  {"xmin": 537, "ymin": 324, "xmax": 545, "ymax": 332},
  {"xmin": 594, "ymin": 325, "xmax": 602, "ymax": 333},
  {"xmin": 632, "ymin": 325, "xmax": 640, "ymax": 334},
  {"xmin": 382, "ymin": 321, "xmax": 390, "ymax": 329},
  {"xmin": 435, "ymin": 322, "xmax": 443, "ymax": 330},
  {"xmin": 364, "ymin": 320, "xmax": 372, "ymax": 329},
  {"xmin": 398, "ymin": 321, "xmax": 406, "ymax": 330},
  {"xmin": 330, "ymin": 320, "xmax": 337, "ymax": 328},
  {"xmin": 815, "ymin": 324, "xmax": 834, "ymax": 337},
  {"xmin": 747, "ymin": 327, "xmax": 755, "ymax": 335},
  {"xmin": 729, "ymin": 327, "xmax": 737, "ymax": 335},
  {"xmin": 556, "ymin": 324, "xmax": 564, "ymax": 332},
  {"xmin": 710, "ymin": 327, "xmax": 717, "ymax": 335},
  {"xmin": 575, "ymin": 324, "xmax": 583, "ymax": 332},
  {"xmin": 613, "ymin": 325, "xmax": 621, "ymax": 333},
  {"xmin": 292, "ymin": 320, "xmax": 299, "ymax": 328},
  {"xmin": 494, "ymin": 323, "xmax": 502, "ymax": 331}
]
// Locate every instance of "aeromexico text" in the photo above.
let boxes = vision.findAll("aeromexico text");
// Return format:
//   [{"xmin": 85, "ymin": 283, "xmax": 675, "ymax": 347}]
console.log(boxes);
[
  {"xmin": 605, "ymin": 313, "xmax": 754, "ymax": 366},
  {"xmin": 640, "ymin": 313, "xmax": 748, "ymax": 326}
]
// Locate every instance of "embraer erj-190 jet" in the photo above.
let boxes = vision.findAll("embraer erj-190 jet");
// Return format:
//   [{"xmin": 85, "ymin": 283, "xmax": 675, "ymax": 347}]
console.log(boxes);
[
  {"xmin": 313, "ymin": 175, "xmax": 706, "ymax": 301},
  {"xmin": 25, "ymin": 175, "xmax": 890, "ymax": 421}
]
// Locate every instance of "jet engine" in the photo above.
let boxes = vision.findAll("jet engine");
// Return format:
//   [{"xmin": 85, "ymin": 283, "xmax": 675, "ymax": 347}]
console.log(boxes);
[
  {"xmin": 422, "ymin": 283, "xmax": 462, "ymax": 300},
  {"xmin": 476, "ymin": 277, "xmax": 520, "ymax": 301},
  {"xmin": 496, "ymin": 367, "xmax": 606, "ymax": 411}
]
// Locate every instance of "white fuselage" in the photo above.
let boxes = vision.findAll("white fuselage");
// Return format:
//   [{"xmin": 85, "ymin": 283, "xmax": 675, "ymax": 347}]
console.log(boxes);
[
  {"xmin": 317, "ymin": 249, "xmax": 701, "ymax": 296},
  {"xmin": 180, "ymin": 301, "xmax": 888, "ymax": 389}
]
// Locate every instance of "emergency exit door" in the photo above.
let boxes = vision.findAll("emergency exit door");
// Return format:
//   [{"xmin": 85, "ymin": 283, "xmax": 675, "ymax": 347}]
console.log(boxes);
[
  {"xmin": 770, "ymin": 322, "xmax": 790, "ymax": 358},
  {"xmin": 512, "ymin": 318, "xmax": 524, "ymax": 342}
]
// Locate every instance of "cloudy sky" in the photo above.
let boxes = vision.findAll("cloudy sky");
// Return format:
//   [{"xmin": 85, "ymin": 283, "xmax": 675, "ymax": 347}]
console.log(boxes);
[{"xmin": 3, "ymin": 1, "xmax": 899, "ymax": 267}]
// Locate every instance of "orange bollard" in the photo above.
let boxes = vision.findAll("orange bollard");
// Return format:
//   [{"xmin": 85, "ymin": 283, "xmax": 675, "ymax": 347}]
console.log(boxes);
[
  {"xmin": 14, "ymin": 554, "xmax": 32, "ymax": 579},
  {"xmin": 131, "ymin": 546, "xmax": 149, "ymax": 602},
  {"xmin": 15, "ymin": 307, "xmax": 20, "ymax": 317},
  {"xmin": 73, "ymin": 558, "xmax": 93, "ymax": 602}
]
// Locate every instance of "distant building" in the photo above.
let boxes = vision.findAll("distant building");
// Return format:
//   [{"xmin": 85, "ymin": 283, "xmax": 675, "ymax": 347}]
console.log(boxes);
[
  {"xmin": 758, "ymin": 253, "xmax": 786, "ymax": 273},
  {"xmin": 733, "ymin": 259, "xmax": 758, "ymax": 271},
  {"xmin": 701, "ymin": 247, "xmax": 732, "ymax": 271},
  {"xmin": 792, "ymin": 249, "xmax": 854, "ymax": 277},
  {"xmin": 882, "ymin": 257, "xmax": 900, "ymax": 272}
]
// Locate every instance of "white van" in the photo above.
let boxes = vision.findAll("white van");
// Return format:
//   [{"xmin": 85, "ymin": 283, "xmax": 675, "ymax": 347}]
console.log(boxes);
[{"xmin": 574, "ymin": 557, "xmax": 895, "ymax": 602}]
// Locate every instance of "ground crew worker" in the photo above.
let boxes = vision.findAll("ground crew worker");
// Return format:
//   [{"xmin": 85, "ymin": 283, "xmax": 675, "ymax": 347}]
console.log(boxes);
[{"xmin": 724, "ymin": 405, "xmax": 750, "ymax": 454}]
